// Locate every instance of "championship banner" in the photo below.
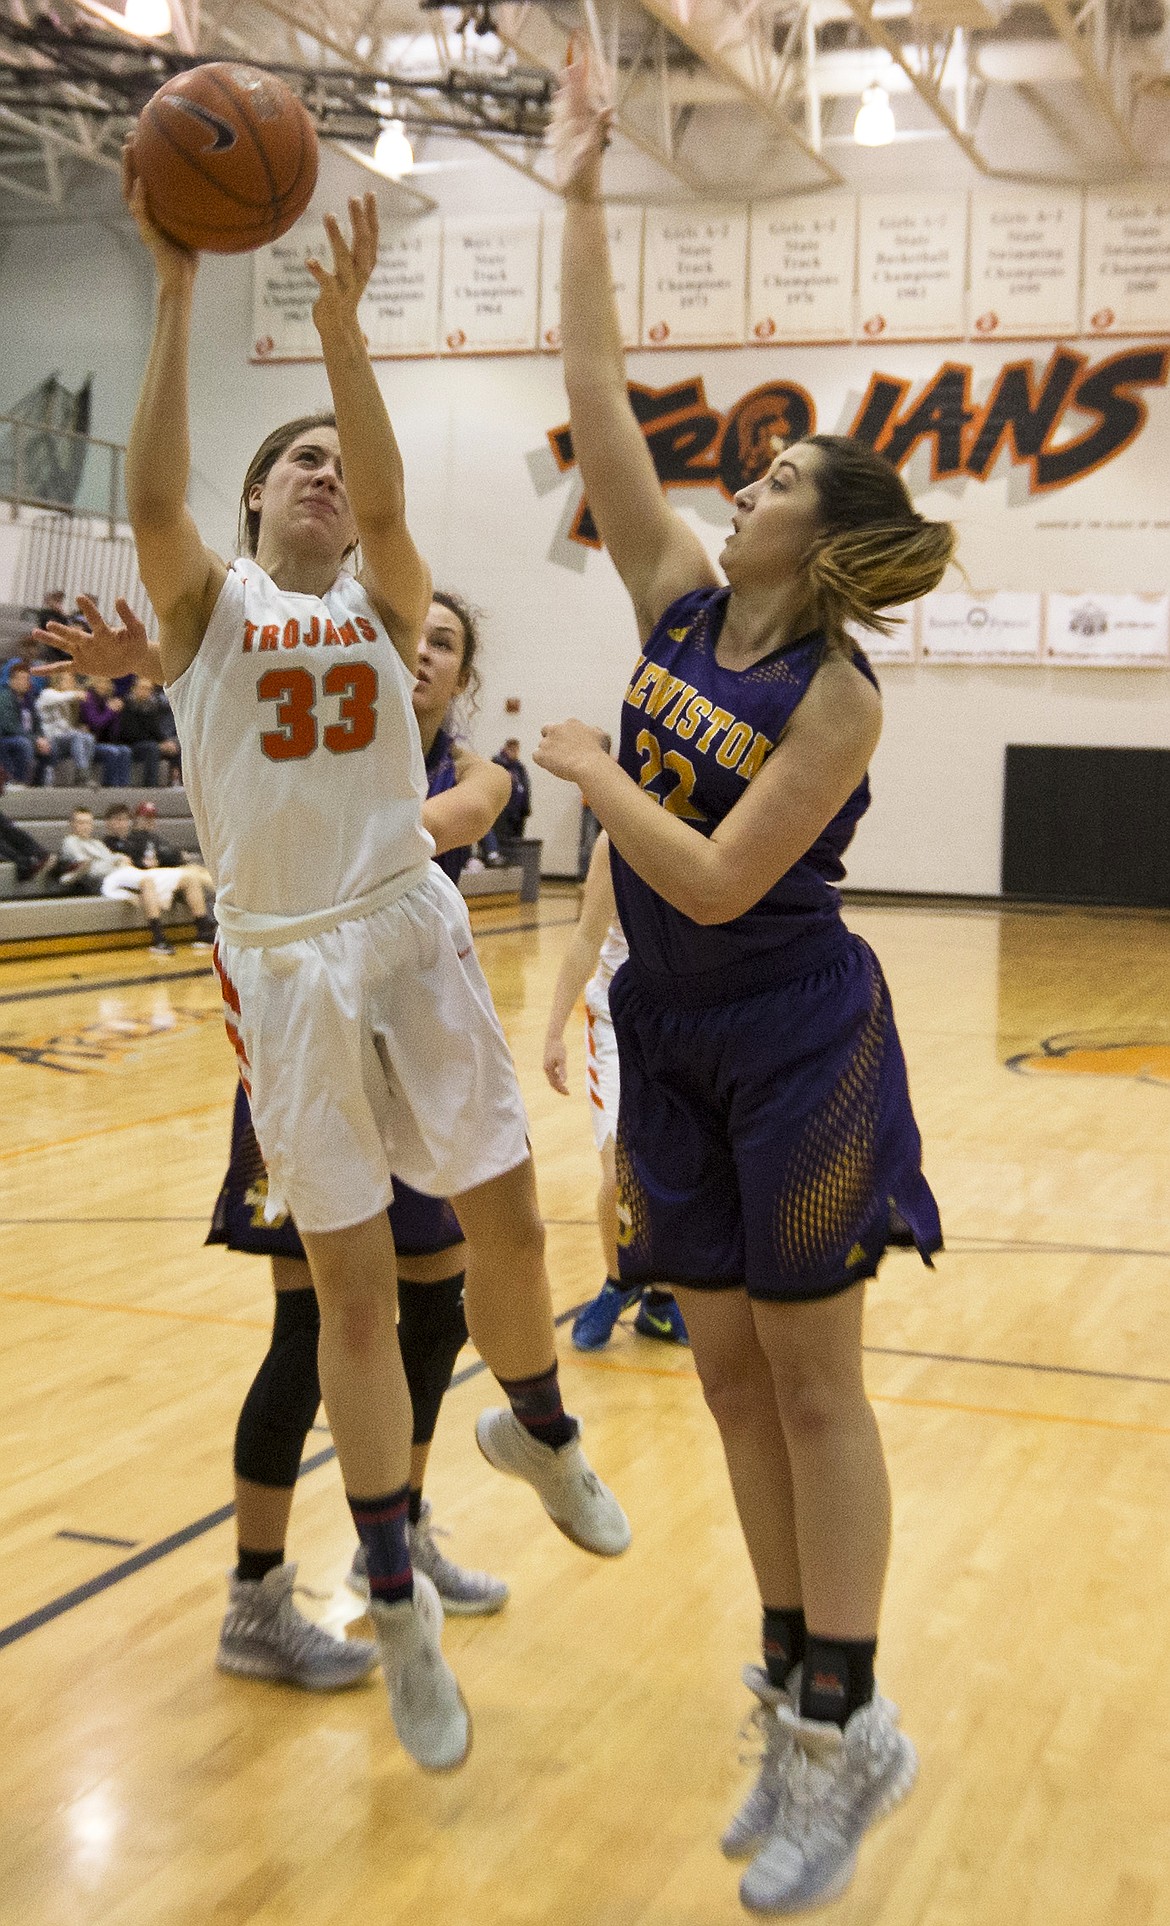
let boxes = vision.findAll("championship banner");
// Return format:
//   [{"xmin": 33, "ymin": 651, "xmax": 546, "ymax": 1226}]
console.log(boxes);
[
  {"xmin": 857, "ymin": 194, "xmax": 967, "ymax": 342},
  {"xmin": 968, "ymin": 191, "xmax": 1082, "ymax": 340},
  {"xmin": 748, "ymin": 196, "xmax": 856, "ymax": 345},
  {"xmin": 539, "ymin": 207, "xmax": 642, "ymax": 353},
  {"xmin": 640, "ymin": 207, "xmax": 749, "ymax": 347},
  {"xmin": 440, "ymin": 219, "xmax": 540, "ymax": 354},
  {"xmin": 1082, "ymin": 193, "xmax": 1170, "ymax": 338}
]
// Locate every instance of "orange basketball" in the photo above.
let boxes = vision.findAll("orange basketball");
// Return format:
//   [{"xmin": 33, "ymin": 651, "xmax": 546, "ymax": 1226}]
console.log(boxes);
[{"xmin": 133, "ymin": 63, "xmax": 318, "ymax": 254}]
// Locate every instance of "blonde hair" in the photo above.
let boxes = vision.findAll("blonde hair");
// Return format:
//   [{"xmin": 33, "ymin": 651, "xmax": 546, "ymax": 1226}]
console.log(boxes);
[{"xmin": 800, "ymin": 435, "xmax": 956, "ymax": 654}]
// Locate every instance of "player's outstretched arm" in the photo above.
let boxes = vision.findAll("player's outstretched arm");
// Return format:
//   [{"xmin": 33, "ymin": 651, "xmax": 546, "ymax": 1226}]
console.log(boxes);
[
  {"xmin": 308, "ymin": 195, "xmax": 431, "ymax": 673},
  {"xmin": 556, "ymin": 54, "xmax": 716, "ymax": 643},
  {"xmin": 33, "ymin": 597, "xmax": 162, "ymax": 683},
  {"xmin": 542, "ymin": 831, "xmax": 617, "ymax": 1094},
  {"xmin": 421, "ymin": 748, "xmax": 510, "ymax": 856},
  {"xmin": 122, "ymin": 148, "xmax": 227, "ymax": 684},
  {"xmin": 535, "ymin": 664, "xmax": 881, "ymax": 925}
]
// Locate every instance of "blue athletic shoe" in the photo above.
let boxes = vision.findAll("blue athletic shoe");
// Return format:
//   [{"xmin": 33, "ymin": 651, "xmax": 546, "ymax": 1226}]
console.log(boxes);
[
  {"xmin": 571, "ymin": 1282, "xmax": 639, "ymax": 1351},
  {"xmin": 633, "ymin": 1295, "xmax": 689, "ymax": 1346}
]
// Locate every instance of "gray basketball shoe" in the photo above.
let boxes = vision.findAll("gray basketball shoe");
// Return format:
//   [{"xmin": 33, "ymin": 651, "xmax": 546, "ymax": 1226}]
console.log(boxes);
[
  {"xmin": 346, "ymin": 1501, "xmax": 509, "ymax": 1616},
  {"xmin": 474, "ymin": 1408, "xmax": 631, "ymax": 1556},
  {"xmin": 739, "ymin": 1694, "xmax": 918, "ymax": 1914},
  {"xmin": 216, "ymin": 1562, "xmax": 379, "ymax": 1690},
  {"xmin": 721, "ymin": 1664, "xmax": 801, "ymax": 1859},
  {"xmin": 369, "ymin": 1569, "xmax": 471, "ymax": 1772}
]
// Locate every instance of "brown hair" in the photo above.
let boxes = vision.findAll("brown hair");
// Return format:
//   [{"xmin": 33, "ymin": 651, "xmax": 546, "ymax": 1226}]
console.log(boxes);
[
  {"xmin": 237, "ymin": 413, "xmax": 340, "ymax": 557},
  {"xmin": 431, "ymin": 587, "xmax": 483, "ymax": 718},
  {"xmin": 801, "ymin": 435, "xmax": 955, "ymax": 654}
]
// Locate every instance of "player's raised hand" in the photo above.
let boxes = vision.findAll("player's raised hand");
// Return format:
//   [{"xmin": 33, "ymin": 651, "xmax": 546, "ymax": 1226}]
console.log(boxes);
[
  {"xmin": 550, "ymin": 46, "xmax": 613, "ymax": 201},
  {"xmin": 34, "ymin": 596, "xmax": 160, "ymax": 681},
  {"xmin": 122, "ymin": 140, "xmax": 198, "ymax": 288},
  {"xmin": 308, "ymin": 195, "xmax": 378, "ymax": 334}
]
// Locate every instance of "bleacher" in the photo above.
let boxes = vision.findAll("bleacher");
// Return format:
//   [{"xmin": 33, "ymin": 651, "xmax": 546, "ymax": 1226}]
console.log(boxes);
[{"xmin": 0, "ymin": 783, "xmax": 542, "ymax": 957}]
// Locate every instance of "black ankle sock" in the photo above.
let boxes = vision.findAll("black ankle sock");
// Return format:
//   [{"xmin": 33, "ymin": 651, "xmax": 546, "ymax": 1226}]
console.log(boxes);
[
  {"xmin": 236, "ymin": 1547, "xmax": 284, "ymax": 1584},
  {"xmin": 762, "ymin": 1605, "xmax": 807, "ymax": 1689},
  {"xmin": 800, "ymin": 1634, "xmax": 877, "ymax": 1728},
  {"xmin": 408, "ymin": 1487, "xmax": 423, "ymax": 1526},
  {"xmin": 148, "ymin": 916, "xmax": 166, "ymax": 944},
  {"xmin": 498, "ymin": 1362, "xmax": 576, "ymax": 1450}
]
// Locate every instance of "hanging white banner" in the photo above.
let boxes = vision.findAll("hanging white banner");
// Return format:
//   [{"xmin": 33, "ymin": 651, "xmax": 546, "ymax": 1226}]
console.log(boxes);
[
  {"xmin": 641, "ymin": 207, "xmax": 748, "ymax": 348},
  {"xmin": 440, "ymin": 219, "xmax": 540, "ymax": 355},
  {"xmin": 748, "ymin": 195, "xmax": 856, "ymax": 344},
  {"xmin": 858, "ymin": 195, "xmax": 967, "ymax": 342},
  {"xmin": 1082, "ymin": 193, "xmax": 1170, "ymax": 338},
  {"xmin": 539, "ymin": 208, "xmax": 643, "ymax": 352},
  {"xmin": 968, "ymin": 191, "xmax": 1082, "ymax": 340}
]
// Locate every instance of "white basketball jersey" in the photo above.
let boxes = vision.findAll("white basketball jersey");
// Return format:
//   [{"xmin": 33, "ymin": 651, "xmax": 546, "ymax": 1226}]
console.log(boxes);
[
  {"xmin": 588, "ymin": 918, "xmax": 629, "ymax": 1002},
  {"xmin": 168, "ymin": 560, "xmax": 432, "ymax": 938}
]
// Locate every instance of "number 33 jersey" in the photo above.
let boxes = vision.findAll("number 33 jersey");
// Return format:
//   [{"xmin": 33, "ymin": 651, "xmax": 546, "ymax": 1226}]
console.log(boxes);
[
  {"xmin": 169, "ymin": 560, "xmax": 433, "ymax": 934},
  {"xmin": 612, "ymin": 586, "xmax": 879, "ymax": 1005}
]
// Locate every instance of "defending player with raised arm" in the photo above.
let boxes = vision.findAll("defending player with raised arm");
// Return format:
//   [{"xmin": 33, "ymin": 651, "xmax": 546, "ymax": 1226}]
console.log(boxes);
[
  {"xmin": 119, "ymin": 156, "xmax": 630, "ymax": 1777},
  {"xmin": 536, "ymin": 51, "xmax": 955, "ymax": 1916}
]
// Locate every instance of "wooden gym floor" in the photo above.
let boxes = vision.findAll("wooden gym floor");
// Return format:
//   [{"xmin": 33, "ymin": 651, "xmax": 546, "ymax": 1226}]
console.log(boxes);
[{"xmin": 1, "ymin": 890, "xmax": 1169, "ymax": 1926}]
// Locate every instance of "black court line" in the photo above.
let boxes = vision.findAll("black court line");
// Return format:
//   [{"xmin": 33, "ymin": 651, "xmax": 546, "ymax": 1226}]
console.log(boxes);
[
  {"xmin": 947, "ymin": 1236, "xmax": 1170, "ymax": 1262},
  {"xmin": 0, "ymin": 914, "xmax": 578, "ymax": 1013},
  {"xmin": 863, "ymin": 1344, "xmax": 1170, "ymax": 1391},
  {"xmin": 0, "ymin": 1306, "xmax": 579, "ymax": 1655},
  {"xmin": 57, "ymin": 1529, "xmax": 140, "ymax": 1548}
]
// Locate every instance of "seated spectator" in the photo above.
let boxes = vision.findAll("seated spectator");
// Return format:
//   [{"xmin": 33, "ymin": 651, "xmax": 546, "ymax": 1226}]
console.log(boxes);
[
  {"xmin": 123, "ymin": 799, "xmax": 198, "ymax": 866},
  {"xmin": 115, "ymin": 677, "xmax": 179, "ymax": 788},
  {"xmin": 0, "ymin": 804, "xmax": 53, "ymax": 886},
  {"xmin": 32, "ymin": 589, "xmax": 71, "ymax": 662},
  {"xmin": 0, "ymin": 664, "xmax": 52, "ymax": 786},
  {"xmin": 79, "ymin": 676, "xmax": 133, "ymax": 786},
  {"xmin": 36, "ymin": 666, "xmax": 96, "ymax": 785},
  {"xmin": 101, "ymin": 802, "xmax": 216, "ymax": 956},
  {"xmin": 55, "ymin": 805, "xmax": 135, "ymax": 894}
]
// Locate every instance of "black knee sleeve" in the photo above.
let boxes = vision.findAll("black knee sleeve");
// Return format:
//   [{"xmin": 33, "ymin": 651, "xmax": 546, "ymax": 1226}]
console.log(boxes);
[
  {"xmin": 397, "ymin": 1273, "xmax": 468, "ymax": 1448},
  {"xmin": 233, "ymin": 1285, "xmax": 322, "ymax": 1488}
]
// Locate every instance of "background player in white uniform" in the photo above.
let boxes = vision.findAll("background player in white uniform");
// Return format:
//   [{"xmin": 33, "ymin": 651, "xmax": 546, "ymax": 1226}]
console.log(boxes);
[
  {"xmin": 543, "ymin": 832, "xmax": 688, "ymax": 1349},
  {"xmin": 117, "ymin": 163, "xmax": 629, "ymax": 1774}
]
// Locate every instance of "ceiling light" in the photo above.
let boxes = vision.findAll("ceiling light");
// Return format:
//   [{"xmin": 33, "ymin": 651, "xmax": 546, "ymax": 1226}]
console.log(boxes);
[
  {"xmin": 854, "ymin": 84, "xmax": 895, "ymax": 145},
  {"xmin": 372, "ymin": 120, "xmax": 414, "ymax": 179},
  {"xmin": 123, "ymin": 0, "xmax": 172, "ymax": 35}
]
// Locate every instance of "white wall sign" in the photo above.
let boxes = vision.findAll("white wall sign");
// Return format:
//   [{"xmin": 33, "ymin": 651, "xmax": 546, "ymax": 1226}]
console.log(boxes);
[
  {"xmin": 1045, "ymin": 591, "xmax": 1170, "ymax": 664},
  {"xmin": 252, "ymin": 223, "xmax": 325, "ymax": 361},
  {"xmin": 440, "ymin": 219, "xmax": 540, "ymax": 355},
  {"xmin": 858, "ymin": 195, "xmax": 967, "ymax": 342},
  {"xmin": 641, "ymin": 207, "xmax": 748, "ymax": 347},
  {"xmin": 748, "ymin": 195, "xmax": 855, "ymax": 344},
  {"xmin": 363, "ymin": 220, "xmax": 441, "ymax": 356},
  {"xmin": 921, "ymin": 591, "xmax": 1042, "ymax": 663},
  {"xmin": 856, "ymin": 605, "xmax": 917, "ymax": 664},
  {"xmin": 539, "ymin": 208, "xmax": 642, "ymax": 352},
  {"xmin": 968, "ymin": 192, "xmax": 1082, "ymax": 340},
  {"xmin": 1082, "ymin": 194, "xmax": 1170, "ymax": 337}
]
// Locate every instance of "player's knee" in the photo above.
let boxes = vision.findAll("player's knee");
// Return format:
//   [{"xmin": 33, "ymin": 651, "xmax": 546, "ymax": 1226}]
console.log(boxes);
[
  {"xmin": 697, "ymin": 1352, "xmax": 774, "ymax": 1434},
  {"xmin": 770, "ymin": 1357, "xmax": 853, "ymax": 1444}
]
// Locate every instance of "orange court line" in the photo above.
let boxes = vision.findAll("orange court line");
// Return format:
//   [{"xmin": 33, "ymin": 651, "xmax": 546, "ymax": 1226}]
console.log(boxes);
[
  {"xmin": 0, "ymin": 1288, "xmax": 268, "ymax": 1332},
  {"xmin": 570, "ymin": 1355, "xmax": 1170, "ymax": 1440},
  {"xmin": 0, "ymin": 1099, "xmax": 230, "ymax": 1162}
]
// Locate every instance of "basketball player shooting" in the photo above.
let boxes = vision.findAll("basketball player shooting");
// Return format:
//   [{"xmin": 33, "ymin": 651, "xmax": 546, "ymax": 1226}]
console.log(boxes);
[{"xmin": 119, "ymin": 149, "xmax": 629, "ymax": 1775}]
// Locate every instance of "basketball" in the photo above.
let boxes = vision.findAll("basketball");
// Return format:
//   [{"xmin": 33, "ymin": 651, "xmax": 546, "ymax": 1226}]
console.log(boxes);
[{"xmin": 133, "ymin": 63, "xmax": 318, "ymax": 254}]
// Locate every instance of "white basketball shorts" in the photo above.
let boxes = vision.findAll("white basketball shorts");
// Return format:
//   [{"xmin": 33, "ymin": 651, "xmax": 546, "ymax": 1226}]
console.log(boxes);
[
  {"xmin": 213, "ymin": 865, "xmax": 530, "ymax": 1233},
  {"xmin": 584, "ymin": 974, "xmax": 620, "ymax": 1152},
  {"xmin": 101, "ymin": 866, "xmax": 187, "ymax": 911}
]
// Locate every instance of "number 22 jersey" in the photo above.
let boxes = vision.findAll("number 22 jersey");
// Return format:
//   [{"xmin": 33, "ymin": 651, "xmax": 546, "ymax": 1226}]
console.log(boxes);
[{"xmin": 168, "ymin": 560, "xmax": 433, "ymax": 939}]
